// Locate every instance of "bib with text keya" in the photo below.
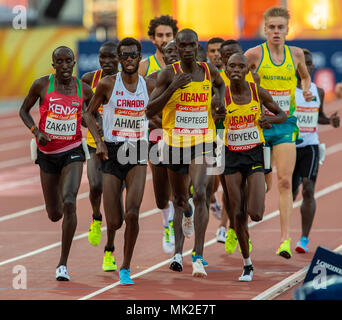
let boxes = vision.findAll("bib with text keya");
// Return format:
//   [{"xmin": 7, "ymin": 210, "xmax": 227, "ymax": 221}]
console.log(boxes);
[
  {"xmin": 162, "ymin": 61, "xmax": 215, "ymax": 148},
  {"xmin": 102, "ymin": 72, "xmax": 149, "ymax": 143},
  {"xmin": 223, "ymin": 82, "xmax": 264, "ymax": 151},
  {"xmin": 257, "ymin": 42, "xmax": 297, "ymax": 117},
  {"xmin": 38, "ymin": 74, "xmax": 83, "ymax": 153}
]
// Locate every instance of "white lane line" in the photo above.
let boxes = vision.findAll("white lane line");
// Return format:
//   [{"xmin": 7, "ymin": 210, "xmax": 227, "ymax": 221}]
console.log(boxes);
[
  {"xmin": 0, "ymin": 207, "xmax": 160, "ymax": 267},
  {"xmin": 77, "ymin": 180, "xmax": 342, "ymax": 300},
  {"xmin": 0, "ymin": 176, "xmax": 40, "ymax": 192},
  {"xmin": 252, "ymin": 245, "xmax": 342, "ymax": 300}
]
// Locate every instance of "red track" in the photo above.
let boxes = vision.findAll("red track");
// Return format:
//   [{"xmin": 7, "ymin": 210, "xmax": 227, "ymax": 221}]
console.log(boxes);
[{"xmin": 0, "ymin": 100, "xmax": 341, "ymax": 301}]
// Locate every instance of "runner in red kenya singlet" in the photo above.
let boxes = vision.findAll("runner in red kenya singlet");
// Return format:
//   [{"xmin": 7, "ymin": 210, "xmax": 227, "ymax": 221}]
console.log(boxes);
[{"xmin": 19, "ymin": 46, "xmax": 94, "ymax": 281}]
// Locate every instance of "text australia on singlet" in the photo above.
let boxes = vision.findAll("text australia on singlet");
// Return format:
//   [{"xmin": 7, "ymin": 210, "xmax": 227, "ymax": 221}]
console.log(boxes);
[
  {"xmin": 45, "ymin": 102, "xmax": 78, "ymax": 140},
  {"xmin": 174, "ymin": 92, "xmax": 209, "ymax": 135}
]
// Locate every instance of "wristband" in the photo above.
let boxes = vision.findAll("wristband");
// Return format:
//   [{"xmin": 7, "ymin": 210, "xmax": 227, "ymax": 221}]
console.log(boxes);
[{"xmin": 30, "ymin": 125, "xmax": 36, "ymax": 133}]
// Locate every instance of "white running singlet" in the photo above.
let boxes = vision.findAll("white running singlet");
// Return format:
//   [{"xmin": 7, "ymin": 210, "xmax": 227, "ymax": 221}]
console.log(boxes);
[
  {"xmin": 295, "ymin": 82, "xmax": 320, "ymax": 148},
  {"xmin": 102, "ymin": 72, "xmax": 149, "ymax": 143}
]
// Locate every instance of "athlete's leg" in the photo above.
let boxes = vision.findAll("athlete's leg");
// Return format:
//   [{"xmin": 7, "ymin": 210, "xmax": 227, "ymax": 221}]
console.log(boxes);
[
  {"xmin": 87, "ymin": 151, "xmax": 103, "ymax": 219},
  {"xmin": 224, "ymin": 173, "xmax": 247, "ymax": 256},
  {"xmin": 167, "ymin": 169, "xmax": 190, "ymax": 254},
  {"xmin": 189, "ymin": 160, "xmax": 210, "ymax": 257},
  {"xmin": 272, "ymin": 142, "xmax": 296, "ymax": 242},
  {"xmin": 300, "ymin": 178, "xmax": 316, "ymax": 238},
  {"xmin": 219, "ymin": 174, "xmax": 233, "ymax": 229},
  {"xmin": 121, "ymin": 165, "xmax": 147, "ymax": 270},
  {"xmin": 58, "ymin": 161, "xmax": 84, "ymax": 267}
]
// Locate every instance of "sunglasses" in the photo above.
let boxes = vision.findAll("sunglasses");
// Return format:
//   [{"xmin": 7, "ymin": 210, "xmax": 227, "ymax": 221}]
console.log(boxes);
[{"xmin": 118, "ymin": 51, "xmax": 140, "ymax": 60}]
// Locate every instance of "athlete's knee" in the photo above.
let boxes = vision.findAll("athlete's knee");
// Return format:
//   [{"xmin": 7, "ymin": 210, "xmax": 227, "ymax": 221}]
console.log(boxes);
[
  {"xmin": 248, "ymin": 210, "xmax": 263, "ymax": 222},
  {"xmin": 155, "ymin": 196, "xmax": 169, "ymax": 210},
  {"xmin": 63, "ymin": 195, "xmax": 77, "ymax": 214},
  {"xmin": 173, "ymin": 194, "xmax": 187, "ymax": 210},
  {"xmin": 277, "ymin": 175, "xmax": 292, "ymax": 191},
  {"xmin": 192, "ymin": 187, "xmax": 206, "ymax": 206},
  {"xmin": 302, "ymin": 181, "xmax": 315, "ymax": 200},
  {"xmin": 125, "ymin": 206, "xmax": 140, "ymax": 224},
  {"xmin": 47, "ymin": 210, "xmax": 63, "ymax": 222}
]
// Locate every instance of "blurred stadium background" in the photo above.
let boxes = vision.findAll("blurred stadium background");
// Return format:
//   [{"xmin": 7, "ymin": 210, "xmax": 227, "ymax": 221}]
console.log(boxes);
[{"xmin": 0, "ymin": 0, "xmax": 342, "ymax": 108}]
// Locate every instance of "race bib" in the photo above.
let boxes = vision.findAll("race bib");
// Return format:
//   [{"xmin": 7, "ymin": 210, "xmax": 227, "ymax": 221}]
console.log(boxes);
[
  {"xmin": 112, "ymin": 108, "xmax": 146, "ymax": 138},
  {"xmin": 227, "ymin": 125, "xmax": 261, "ymax": 151},
  {"xmin": 265, "ymin": 89, "xmax": 291, "ymax": 115},
  {"xmin": 45, "ymin": 111, "xmax": 77, "ymax": 139},
  {"xmin": 295, "ymin": 106, "xmax": 319, "ymax": 133},
  {"xmin": 174, "ymin": 104, "xmax": 208, "ymax": 135}
]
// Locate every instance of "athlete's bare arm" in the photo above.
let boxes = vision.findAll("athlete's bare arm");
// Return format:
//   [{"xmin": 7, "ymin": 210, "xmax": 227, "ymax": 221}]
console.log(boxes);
[
  {"xmin": 290, "ymin": 46, "xmax": 312, "ymax": 102},
  {"xmin": 207, "ymin": 62, "xmax": 226, "ymax": 120},
  {"xmin": 146, "ymin": 66, "xmax": 191, "ymax": 119},
  {"xmin": 145, "ymin": 73, "xmax": 162, "ymax": 128},
  {"xmin": 245, "ymin": 46, "xmax": 263, "ymax": 73},
  {"xmin": 258, "ymin": 86, "xmax": 287, "ymax": 128},
  {"xmin": 84, "ymin": 75, "xmax": 116, "ymax": 160},
  {"xmin": 81, "ymin": 71, "xmax": 95, "ymax": 86},
  {"xmin": 138, "ymin": 58, "xmax": 149, "ymax": 77},
  {"xmin": 317, "ymin": 87, "xmax": 340, "ymax": 127},
  {"xmin": 19, "ymin": 76, "xmax": 51, "ymax": 146},
  {"xmin": 251, "ymin": 72, "xmax": 260, "ymax": 86}
]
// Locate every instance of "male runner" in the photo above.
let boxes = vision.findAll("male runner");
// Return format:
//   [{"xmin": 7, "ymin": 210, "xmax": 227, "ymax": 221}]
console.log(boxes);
[
  {"xmin": 219, "ymin": 40, "xmax": 260, "ymax": 252},
  {"xmin": 81, "ymin": 41, "xmax": 119, "ymax": 272},
  {"xmin": 84, "ymin": 37, "xmax": 149, "ymax": 285},
  {"xmin": 138, "ymin": 15, "xmax": 178, "ymax": 77},
  {"xmin": 206, "ymin": 37, "xmax": 225, "ymax": 71},
  {"xmin": 139, "ymin": 15, "xmax": 178, "ymax": 250},
  {"xmin": 223, "ymin": 53, "xmax": 287, "ymax": 281},
  {"xmin": 245, "ymin": 6, "xmax": 313, "ymax": 258},
  {"xmin": 146, "ymin": 29, "xmax": 226, "ymax": 278},
  {"xmin": 19, "ymin": 46, "xmax": 94, "ymax": 281},
  {"xmin": 145, "ymin": 40, "xmax": 179, "ymax": 253},
  {"xmin": 293, "ymin": 49, "xmax": 340, "ymax": 253}
]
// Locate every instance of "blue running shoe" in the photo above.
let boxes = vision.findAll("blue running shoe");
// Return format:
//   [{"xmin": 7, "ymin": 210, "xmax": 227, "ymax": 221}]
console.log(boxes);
[
  {"xmin": 192, "ymin": 252, "xmax": 208, "ymax": 268},
  {"xmin": 295, "ymin": 236, "xmax": 309, "ymax": 253},
  {"xmin": 119, "ymin": 268, "xmax": 134, "ymax": 285}
]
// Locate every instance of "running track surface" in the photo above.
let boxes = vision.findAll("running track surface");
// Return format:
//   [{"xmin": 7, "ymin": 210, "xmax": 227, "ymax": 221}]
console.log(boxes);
[{"xmin": 0, "ymin": 100, "xmax": 341, "ymax": 301}]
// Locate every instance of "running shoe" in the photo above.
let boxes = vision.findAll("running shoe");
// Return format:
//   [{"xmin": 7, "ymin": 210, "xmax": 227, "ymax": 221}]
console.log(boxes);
[
  {"xmin": 276, "ymin": 238, "xmax": 292, "ymax": 259},
  {"xmin": 162, "ymin": 226, "xmax": 174, "ymax": 253},
  {"xmin": 56, "ymin": 265, "xmax": 70, "ymax": 281},
  {"xmin": 102, "ymin": 250, "xmax": 117, "ymax": 272},
  {"xmin": 295, "ymin": 236, "xmax": 309, "ymax": 253},
  {"xmin": 238, "ymin": 238, "xmax": 253, "ymax": 254},
  {"xmin": 216, "ymin": 226, "xmax": 226, "ymax": 243},
  {"xmin": 182, "ymin": 198, "xmax": 195, "ymax": 238},
  {"xmin": 169, "ymin": 220, "xmax": 175, "ymax": 245},
  {"xmin": 192, "ymin": 257, "xmax": 207, "ymax": 278},
  {"xmin": 225, "ymin": 228, "xmax": 238, "ymax": 254},
  {"xmin": 239, "ymin": 265, "xmax": 254, "ymax": 282},
  {"xmin": 88, "ymin": 219, "xmax": 102, "ymax": 246},
  {"xmin": 169, "ymin": 253, "xmax": 183, "ymax": 272},
  {"xmin": 192, "ymin": 251, "xmax": 208, "ymax": 267},
  {"xmin": 119, "ymin": 268, "xmax": 134, "ymax": 285},
  {"xmin": 210, "ymin": 201, "xmax": 222, "ymax": 220}
]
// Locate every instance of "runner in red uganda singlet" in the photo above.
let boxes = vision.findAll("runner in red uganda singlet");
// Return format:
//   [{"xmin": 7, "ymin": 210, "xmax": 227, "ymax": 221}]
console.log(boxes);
[{"xmin": 38, "ymin": 74, "xmax": 83, "ymax": 154}]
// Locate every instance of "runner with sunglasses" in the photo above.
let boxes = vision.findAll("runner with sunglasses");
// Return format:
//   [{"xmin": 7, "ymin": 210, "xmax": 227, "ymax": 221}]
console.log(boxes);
[{"xmin": 84, "ymin": 38, "xmax": 149, "ymax": 286}]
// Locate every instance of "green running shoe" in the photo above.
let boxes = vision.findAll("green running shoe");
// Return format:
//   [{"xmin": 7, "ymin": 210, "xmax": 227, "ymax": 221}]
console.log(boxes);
[{"xmin": 102, "ymin": 250, "xmax": 117, "ymax": 271}]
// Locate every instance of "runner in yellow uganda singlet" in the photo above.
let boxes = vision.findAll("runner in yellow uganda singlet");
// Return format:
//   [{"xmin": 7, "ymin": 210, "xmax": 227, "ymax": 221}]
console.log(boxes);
[
  {"xmin": 256, "ymin": 42, "xmax": 299, "ymax": 146},
  {"xmin": 86, "ymin": 69, "xmax": 104, "ymax": 148},
  {"xmin": 223, "ymin": 81, "xmax": 265, "ymax": 150},
  {"xmin": 145, "ymin": 54, "xmax": 163, "ymax": 77},
  {"xmin": 162, "ymin": 61, "xmax": 216, "ymax": 148}
]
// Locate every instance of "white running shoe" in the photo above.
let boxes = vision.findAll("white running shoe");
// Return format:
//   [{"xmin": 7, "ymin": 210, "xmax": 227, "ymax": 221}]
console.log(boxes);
[
  {"xmin": 216, "ymin": 226, "xmax": 226, "ymax": 243},
  {"xmin": 182, "ymin": 198, "xmax": 195, "ymax": 238},
  {"xmin": 210, "ymin": 201, "xmax": 222, "ymax": 220},
  {"xmin": 169, "ymin": 253, "xmax": 183, "ymax": 272},
  {"xmin": 238, "ymin": 265, "xmax": 254, "ymax": 282},
  {"xmin": 56, "ymin": 265, "xmax": 70, "ymax": 281},
  {"xmin": 192, "ymin": 258, "xmax": 207, "ymax": 278}
]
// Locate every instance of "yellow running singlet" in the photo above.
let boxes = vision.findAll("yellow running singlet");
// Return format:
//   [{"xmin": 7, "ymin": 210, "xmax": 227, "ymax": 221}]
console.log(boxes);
[
  {"xmin": 145, "ymin": 55, "xmax": 163, "ymax": 77},
  {"xmin": 86, "ymin": 69, "xmax": 104, "ymax": 148},
  {"xmin": 162, "ymin": 61, "xmax": 216, "ymax": 148},
  {"xmin": 223, "ymin": 81, "xmax": 265, "ymax": 151},
  {"xmin": 256, "ymin": 42, "xmax": 297, "ymax": 117}
]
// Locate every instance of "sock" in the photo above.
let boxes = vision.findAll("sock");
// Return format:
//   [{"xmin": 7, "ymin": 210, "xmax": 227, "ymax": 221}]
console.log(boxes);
[
  {"xmin": 243, "ymin": 257, "xmax": 252, "ymax": 266},
  {"xmin": 161, "ymin": 205, "xmax": 171, "ymax": 226},
  {"xmin": 93, "ymin": 213, "xmax": 102, "ymax": 221},
  {"xmin": 104, "ymin": 246, "xmax": 114, "ymax": 253},
  {"xmin": 168, "ymin": 201, "xmax": 174, "ymax": 221}
]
